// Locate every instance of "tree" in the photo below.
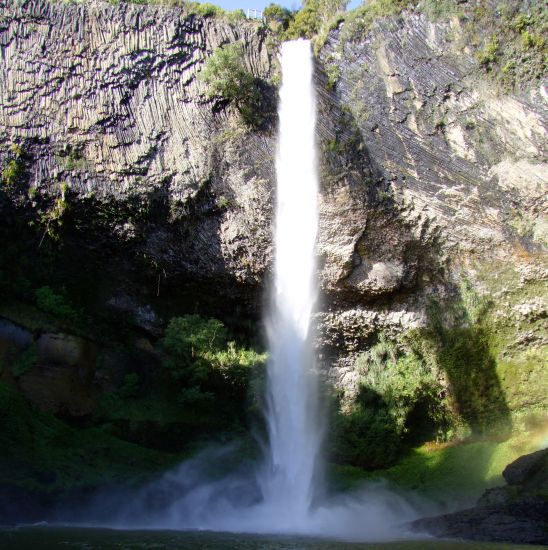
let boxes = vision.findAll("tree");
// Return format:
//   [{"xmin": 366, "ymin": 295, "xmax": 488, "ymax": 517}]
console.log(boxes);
[
  {"xmin": 264, "ymin": 3, "xmax": 294, "ymax": 31},
  {"xmin": 284, "ymin": 0, "xmax": 348, "ymax": 39}
]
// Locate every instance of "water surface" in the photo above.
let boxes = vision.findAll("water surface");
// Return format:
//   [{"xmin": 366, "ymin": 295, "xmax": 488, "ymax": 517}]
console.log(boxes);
[{"xmin": 0, "ymin": 527, "xmax": 543, "ymax": 550}]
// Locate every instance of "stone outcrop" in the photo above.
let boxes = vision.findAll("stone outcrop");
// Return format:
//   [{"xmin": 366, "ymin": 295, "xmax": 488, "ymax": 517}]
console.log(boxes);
[{"xmin": 412, "ymin": 448, "xmax": 548, "ymax": 545}]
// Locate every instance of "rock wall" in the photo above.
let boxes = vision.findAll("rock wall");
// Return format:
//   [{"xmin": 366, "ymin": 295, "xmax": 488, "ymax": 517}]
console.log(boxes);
[
  {"xmin": 317, "ymin": 9, "xmax": 547, "ymax": 399},
  {"xmin": 1, "ymin": 0, "xmax": 275, "ymax": 292},
  {"xmin": 1, "ymin": 0, "xmax": 546, "ymax": 417}
]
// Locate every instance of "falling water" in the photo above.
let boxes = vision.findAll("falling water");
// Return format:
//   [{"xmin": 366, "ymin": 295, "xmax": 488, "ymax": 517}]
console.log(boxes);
[
  {"xmin": 261, "ymin": 38, "xmax": 321, "ymax": 523},
  {"xmin": 87, "ymin": 39, "xmax": 422, "ymax": 541}
]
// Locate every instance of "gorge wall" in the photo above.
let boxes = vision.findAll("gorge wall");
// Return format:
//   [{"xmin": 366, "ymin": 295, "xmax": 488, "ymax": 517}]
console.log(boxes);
[{"xmin": 1, "ymin": 0, "xmax": 546, "ymax": 454}]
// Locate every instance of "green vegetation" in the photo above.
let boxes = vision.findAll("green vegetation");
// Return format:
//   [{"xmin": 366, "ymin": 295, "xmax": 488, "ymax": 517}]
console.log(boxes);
[
  {"xmin": 477, "ymin": 33, "xmax": 499, "ymax": 67},
  {"xmin": 340, "ymin": 0, "xmax": 415, "ymax": 44},
  {"xmin": 265, "ymin": 0, "xmax": 347, "ymax": 53},
  {"xmin": 38, "ymin": 182, "xmax": 69, "ymax": 243},
  {"xmin": 264, "ymin": 3, "xmax": 294, "ymax": 33},
  {"xmin": 89, "ymin": 314, "xmax": 266, "ymax": 452},
  {"xmin": 421, "ymin": 0, "xmax": 464, "ymax": 20},
  {"xmin": 330, "ymin": 274, "xmax": 522, "ymax": 471},
  {"xmin": 1, "ymin": 143, "xmax": 25, "ymax": 188},
  {"xmin": 0, "ymin": 309, "xmax": 266, "ymax": 497},
  {"xmin": 200, "ymin": 43, "xmax": 275, "ymax": 129},
  {"xmin": 331, "ymin": 331, "xmax": 450, "ymax": 470},
  {"xmin": 326, "ymin": 0, "xmax": 546, "ymax": 90},
  {"xmin": 161, "ymin": 314, "xmax": 265, "ymax": 409},
  {"xmin": 55, "ymin": 149, "xmax": 88, "ymax": 172},
  {"xmin": 35, "ymin": 286, "xmax": 79, "ymax": 323},
  {"xmin": 329, "ymin": 430, "xmax": 543, "ymax": 506},
  {"xmin": 440, "ymin": 0, "xmax": 547, "ymax": 89},
  {"xmin": 0, "ymin": 381, "xmax": 180, "ymax": 494}
]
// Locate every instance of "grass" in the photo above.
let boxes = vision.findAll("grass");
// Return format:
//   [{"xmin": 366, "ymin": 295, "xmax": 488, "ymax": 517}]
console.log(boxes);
[{"xmin": 328, "ymin": 428, "xmax": 547, "ymax": 508}]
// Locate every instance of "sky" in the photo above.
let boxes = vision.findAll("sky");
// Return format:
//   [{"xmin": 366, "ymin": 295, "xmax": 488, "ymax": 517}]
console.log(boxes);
[{"xmin": 202, "ymin": 0, "xmax": 363, "ymax": 16}]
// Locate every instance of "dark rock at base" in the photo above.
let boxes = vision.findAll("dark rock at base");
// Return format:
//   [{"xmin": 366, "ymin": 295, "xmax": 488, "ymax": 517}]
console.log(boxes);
[
  {"xmin": 411, "ymin": 448, "xmax": 548, "ymax": 545},
  {"xmin": 413, "ymin": 497, "xmax": 548, "ymax": 545},
  {"xmin": 503, "ymin": 448, "xmax": 548, "ymax": 489}
]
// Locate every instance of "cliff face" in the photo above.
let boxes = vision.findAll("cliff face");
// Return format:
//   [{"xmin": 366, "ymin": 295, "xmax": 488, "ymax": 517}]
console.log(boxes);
[
  {"xmin": 317, "ymin": 8, "xmax": 547, "ymax": 402},
  {"xmin": 1, "ymin": 0, "xmax": 546, "ymax": 421},
  {"xmin": 1, "ymin": 0, "xmax": 275, "ymax": 294}
]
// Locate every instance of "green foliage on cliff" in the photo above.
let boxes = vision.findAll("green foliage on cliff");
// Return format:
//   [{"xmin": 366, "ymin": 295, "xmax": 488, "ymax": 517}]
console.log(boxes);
[
  {"xmin": 264, "ymin": 3, "xmax": 294, "ymax": 32},
  {"xmin": 422, "ymin": 0, "xmax": 547, "ymax": 89},
  {"xmin": 200, "ymin": 43, "xmax": 274, "ymax": 130},
  {"xmin": 1, "ymin": 143, "xmax": 25, "ymax": 188},
  {"xmin": 331, "ymin": 331, "xmax": 450, "ymax": 470},
  {"xmin": 330, "ymin": 272, "xmax": 532, "ymax": 472},
  {"xmin": 340, "ymin": 0, "xmax": 415, "ymax": 43},
  {"xmin": 477, "ymin": 33, "xmax": 500, "ymax": 66},
  {"xmin": 35, "ymin": 286, "xmax": 78, "ymax": 323},
  {"xmin": 161, "ymin": 314, "xmax": 265, "ymax": 408}
]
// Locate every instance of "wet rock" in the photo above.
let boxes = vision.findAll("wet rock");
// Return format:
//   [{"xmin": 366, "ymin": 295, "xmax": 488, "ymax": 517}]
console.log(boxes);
[
  {"xmin": 503, "ymin": 447, "xmax": 548, "ymax": 488},
  {"xmin": 17, "ymin": 333, "xmax": 99, "ymax": 416},
  {"xmin": 412, "ymin": 448, "xmax": 548, "ymax": 545},
  {"xmin": 106, "ymin": 294, "xmax": 163, "ymax": 336},
  {"xmin": 0, "ymin": 317, "xmax": 33, "ymax": 350}
]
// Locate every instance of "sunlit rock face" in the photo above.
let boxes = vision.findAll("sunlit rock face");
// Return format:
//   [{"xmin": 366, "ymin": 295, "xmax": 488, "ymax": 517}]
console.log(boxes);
[
  {"xmin": 1, "ymin": 1, "xmax": 546, "ymax": 403},
  {"xmin": 314, "ymin": 11, "xmax": 547, "ymax": 399}
]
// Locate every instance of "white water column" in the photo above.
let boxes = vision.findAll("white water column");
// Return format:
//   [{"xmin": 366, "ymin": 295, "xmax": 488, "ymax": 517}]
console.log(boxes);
[{"xmin": 262, "ymin": 38, "xmax": 321, "ymax": 525}]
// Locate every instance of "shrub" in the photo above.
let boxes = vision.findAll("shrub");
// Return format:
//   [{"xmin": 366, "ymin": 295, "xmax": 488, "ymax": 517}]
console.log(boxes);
[
  {"xmin": 264, "ymin": 3, "xmax": 294, "ymax": 31},
  {"xmin": 477, "ymin": 33, "xmax": 499, "ymax": 66},
  {"xmin": 284, "ymin": 0, "xmax": 320, "ymax": 39},
  {"xmin": 357, "ymin": 333, "xmax": 446, "ymax": 434},
  {"xmin": 521, "ymin": 30, "xmax": 544, "ymax": 49},
  {"xmin": 161, "ymin": 315, "xmax": 265, "ymax": 409},
  {"xmin": 189, "ymin": 2, "xmax": 224, "ymax": 17},
  {"xmin": 35, "ymin": 286, "xmax": 78, "ymax": 322},
  {"xmin": 331, "ymin": 330, "xmax": 450, "ymax": 470},
  {"xmin": 199, "ymin": 43, "xmax": 273, "ymax": 129},
  {"xmin": 162, "ymin": 315, "xmax": 227, "ymax": 369},
  {"xmin": 332, "ymin": 405, "xmax": 401, "ymax": 469},
  {"xmin": 1, "ymin": 143, "xmax": 25, "ymax": 186},
  {"xmin": 39, "ymin": 182, "xmax": 69, "ymax": 242}
]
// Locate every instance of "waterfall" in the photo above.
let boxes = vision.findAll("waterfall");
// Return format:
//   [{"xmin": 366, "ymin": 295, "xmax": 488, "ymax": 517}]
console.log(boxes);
[
  {"xmin": 261, "ymin": 38, "xmax": 322, "ymax": 522},
  {"xmin": 109, "ymin": 39, "xmax": 419, "ymax": 542}
]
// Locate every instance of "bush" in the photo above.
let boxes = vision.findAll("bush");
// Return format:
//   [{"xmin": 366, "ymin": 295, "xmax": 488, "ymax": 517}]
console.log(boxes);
[
  {"xmin": 189, "ymin": 2, "xmax": 224, "ymax": 17},
  {"xmin": 356, "ymin": 333, "xmax": 446, "ymax": 434},
  {"xmin": 199, "ymin": 43, "xmax": 274, "ymax": 129},
  {"xmin": 35, "ymin": 286, "xmax": 78, "ymax": 322},
  {"xmin": 477, "ymin": 33, "xmax": 499, "ymax": 66},
  {"xmin": 1, "ymin": 159, "xmax": 24, "ymax": 187},
  {"xmin": 264, "ymin": 3, "xmax": 294, "ymax": 31},
  {"xmin": 330, "ymin": 330, "xmax": 451, "ymax": 470},
  {"xmin": 162, "ymin": 315, "xmax": 227, "ymax": 375},
  {"xmin": 161, "ymin": 315, "xmax": 265, "ymax": 406},
  {"xmin": 332, "ymin": 405, "xmax": 401, "ymax": 469}
]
